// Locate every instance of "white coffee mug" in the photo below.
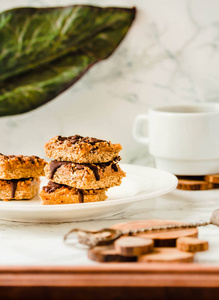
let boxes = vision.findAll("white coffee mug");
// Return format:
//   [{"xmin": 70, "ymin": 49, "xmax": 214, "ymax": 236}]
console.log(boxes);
[{"xmin": 133, "ymin": 104, "xmax": 219, "ymax": 175}]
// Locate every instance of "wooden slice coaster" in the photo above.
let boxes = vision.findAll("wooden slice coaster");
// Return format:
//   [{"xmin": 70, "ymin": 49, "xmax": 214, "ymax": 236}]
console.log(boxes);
[
  {"xmin": 88, "ymin": 245, "xmax": 137, "ymax": 263},
  {"xmin": 176, "ymin": 237, "xmax": 208, "ymax": 252},
  {"xmin": 111, "ymin": 220, "xmax": 198, "ymax": 247},
  {"xmin": 177, "ymin": 179, "xmax": 214, "ymax": 191},
  {"xmin": 138, "ymin": 247, "xmax": 194, "ymax": 263},
  {"xmin": 205, "ymin": 174, "xmax": 219, "ymax": 184},
  {"xmin": 211, "ymin": 209, "xmax": 219, "ymax": 226},
  {"xmin": 177, "ymin": 176, "xmax": 205, "ymax": 180},
  {"xmin": 115, "ymin": 236, "xmax": 154, "ymax": 257}
]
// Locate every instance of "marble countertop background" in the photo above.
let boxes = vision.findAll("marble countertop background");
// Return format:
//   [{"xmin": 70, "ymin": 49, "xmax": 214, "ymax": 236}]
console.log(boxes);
[
  {"xmin": 1, "ymin": 0, "xmax": 219, "ymax": 164},
  {"xmin": 1, "ymin": 189, "xmax": 219, "ymax": 265}
]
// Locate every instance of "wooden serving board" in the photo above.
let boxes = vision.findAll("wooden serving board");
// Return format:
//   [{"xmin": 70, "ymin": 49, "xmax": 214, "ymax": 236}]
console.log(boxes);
[
  {"xmin": 1, "ymin": 265, "xmax": 219, "ymax": 300},
  {"xmin": 111, "ymin": 220, "xmax": 198, "ymax": 247}
]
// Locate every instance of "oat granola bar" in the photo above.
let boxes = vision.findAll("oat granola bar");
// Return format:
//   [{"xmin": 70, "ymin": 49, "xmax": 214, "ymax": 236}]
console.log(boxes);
[
  {"xmin": 44, "ymin": 135, "xmax": 122, "ymax": 163},
  {"xmin": 0, "ymin": 178, "xmax": 40, "ymax": 201},
  {"xmin": 0, "ymin": 154, "xmax": 46, "ymax": 179},
  {"xmin": 44, "ymin": 159, "xmax": 126, "ymax": 189},
  {"xmin": 40, "ymin": 181, "xmax": 107, "ymax": 205}
]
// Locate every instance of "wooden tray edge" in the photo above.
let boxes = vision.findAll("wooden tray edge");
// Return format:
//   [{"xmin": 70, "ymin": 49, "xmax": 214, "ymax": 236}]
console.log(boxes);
[{"xmin": 1, "ymin": 263, "xmax": 219, "ymax": 287}]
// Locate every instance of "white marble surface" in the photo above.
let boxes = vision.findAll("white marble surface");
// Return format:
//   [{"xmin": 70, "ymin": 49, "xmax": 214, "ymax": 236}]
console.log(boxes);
[
  {"xmin": 0, "ymin": 188, "xmax": 219, "ymax": 266},
  {"xmin": 0, "ymin": 0, "xmax": 219, "ymax": 165}
]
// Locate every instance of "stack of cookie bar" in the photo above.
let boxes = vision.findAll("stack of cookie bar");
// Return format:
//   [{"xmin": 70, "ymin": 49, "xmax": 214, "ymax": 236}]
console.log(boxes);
[
  {"xmin": 40, "ymin": 135, "xmax": 126, "ymax": 205},
  {"xmin": 0, "ymin": 154, "xmax": 46, "ymax": 201}
]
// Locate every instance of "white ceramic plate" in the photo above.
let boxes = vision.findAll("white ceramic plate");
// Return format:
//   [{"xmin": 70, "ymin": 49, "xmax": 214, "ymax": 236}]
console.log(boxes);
[{"xmin": 0, "ymin": 164, "xmax": 178, "ymax": 223}]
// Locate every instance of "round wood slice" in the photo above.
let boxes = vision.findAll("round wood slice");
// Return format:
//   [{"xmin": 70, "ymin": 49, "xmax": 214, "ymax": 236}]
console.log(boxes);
[
  {"xmin": 115, "ymin": 237, "xmax": 154, "ymax": 256},
  {"xmin": 177, "ymin": 179, "xmax": 214, "ymax": 191},
  {"xmin": 138, "ymin": 247, "xmax": 194, "ymax": 263},
  {"xmin": 88, "ymin": 245, "xmax": 137, "ymax": 263},
  {"xmin": 211, "ymin": 209, "xmax": 219, "ymax": 226},
  {"xmin": 176, "ymin": 237, "xmax": 208, "ymax": 252},
  {"xmin": 205, "ymin": 174, "xmax": 219, "ymax": 184},
  {"xmin": 111, "ymin": 220, "xmax": 198, "ymax": 247}
]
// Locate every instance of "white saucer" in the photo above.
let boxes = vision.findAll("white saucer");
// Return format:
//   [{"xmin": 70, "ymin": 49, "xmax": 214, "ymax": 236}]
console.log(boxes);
[{"xmin": 0, "ymin": 164, "xmax": 178, "ymax": 223}]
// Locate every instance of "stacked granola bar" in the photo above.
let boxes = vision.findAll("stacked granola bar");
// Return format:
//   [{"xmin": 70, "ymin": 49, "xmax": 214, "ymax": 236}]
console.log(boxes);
[
  {"xmin": 0, "ymin": 154, "xmax": 46, "ymax": 201},
  {"xmin": 40, "ymin": 135, "xmax": 126, "ymax": 204}
]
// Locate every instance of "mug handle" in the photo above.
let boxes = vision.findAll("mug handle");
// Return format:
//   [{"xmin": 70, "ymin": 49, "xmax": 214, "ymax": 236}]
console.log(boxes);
[{"xmin": 132, "ymin": 114, "xmax": 149, "ymax": 145}]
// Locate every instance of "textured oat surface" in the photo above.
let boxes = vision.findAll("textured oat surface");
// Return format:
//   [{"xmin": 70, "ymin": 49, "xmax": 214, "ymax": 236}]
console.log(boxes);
[
  {"xmin": 45, "ymin": 161, "xmax": 126, "ymax": 189},
  {"xmin": 44, "ymin": 135, "xmax": 122, "ymax": 163},
  {"xmin": 0, "ymin": 177, "xmax": 40, "ymax": 200},
  {"xmin": 40, "ymin": 181, "xmax": 107, "ymax": 205},
  {"xmin": 0, "ymin": 154, "xmax": 46, "ymax": 179}
]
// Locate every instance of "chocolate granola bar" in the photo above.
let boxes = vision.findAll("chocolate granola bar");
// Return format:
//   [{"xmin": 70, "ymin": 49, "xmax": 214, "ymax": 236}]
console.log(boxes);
[
  {"xmin": 0, "ymin": 177, "xmax": 40, "ymax": 201},
  {"xmin": 0, "ymin": 154, "xmax": 46, "ymax": 179},
  {"xmin": 40, "ymin": 181, "xmax": 107, "ymax": 205},
  {"xmin": 44, "ymin": 159, "xmax": 126, "ymax": 189},
  {"xmin": 44, "ymin": 135, "xmax": 122, "ymax": 163}
]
